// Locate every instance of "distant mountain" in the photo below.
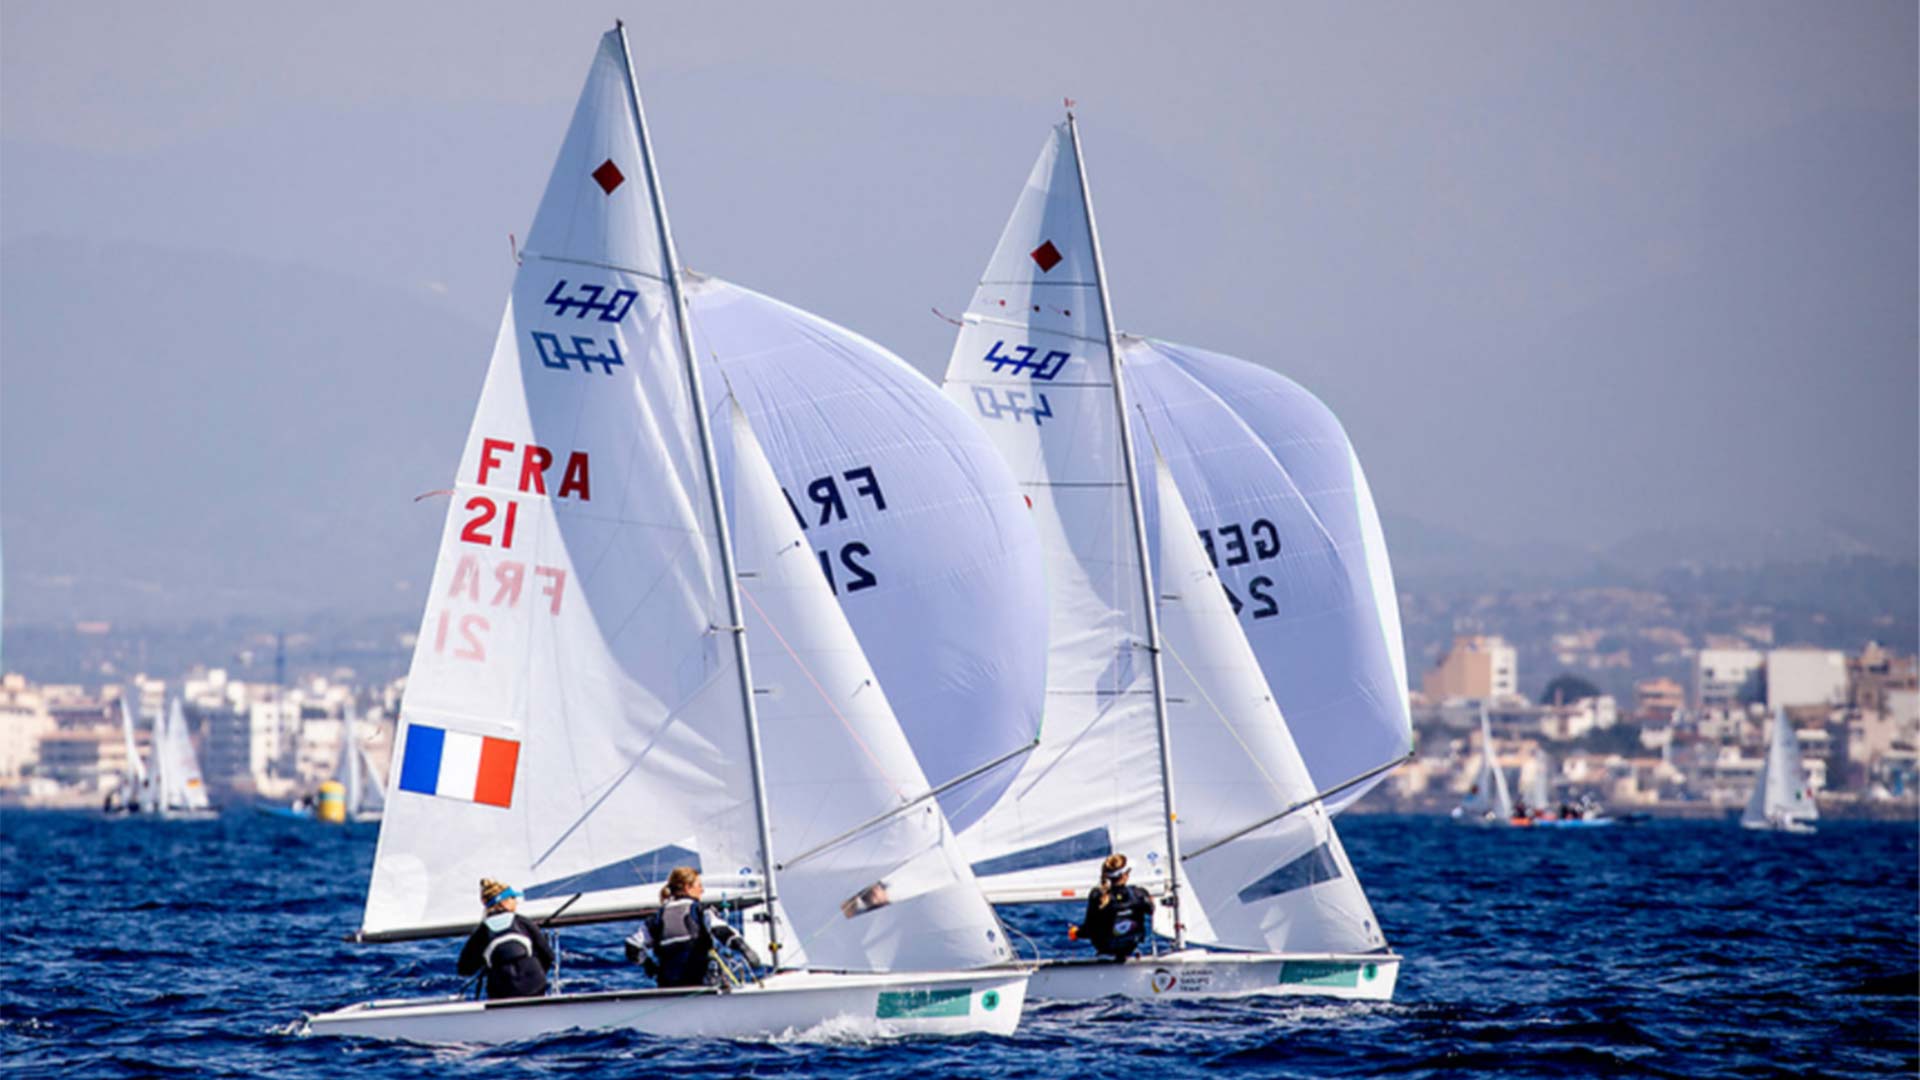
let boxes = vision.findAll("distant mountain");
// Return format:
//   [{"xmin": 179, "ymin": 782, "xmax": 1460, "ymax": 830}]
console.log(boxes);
[{"xmin": 1, "ymin": 236, "xmax": 490, "ymax": 622}]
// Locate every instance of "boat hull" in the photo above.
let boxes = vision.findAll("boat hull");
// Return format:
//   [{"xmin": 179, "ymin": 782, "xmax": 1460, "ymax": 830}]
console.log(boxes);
[
  {"xmin": 306, "ymin": 968, "xmax": 1027, "ymax": 1044},
  {"xmin": 1017, "ymin": 949, "xmax": 1397, "ymax": 1002},
  {"xmin": 1742, "ymin": 818, "xmax": 1816, "ymax": 834}
]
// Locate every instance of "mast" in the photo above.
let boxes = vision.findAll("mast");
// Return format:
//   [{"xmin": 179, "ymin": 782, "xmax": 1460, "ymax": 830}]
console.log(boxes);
[
  {"xmin": 612, "ymin": 23, "xmax": 784, "ymax": 967},
  {"xmin": 346, "ymin": 704, "xmax": 361, "ymax": 820},
  {"xmin": 1065, "ymin": 112, "xmax": 1185, "ymax": 948}
]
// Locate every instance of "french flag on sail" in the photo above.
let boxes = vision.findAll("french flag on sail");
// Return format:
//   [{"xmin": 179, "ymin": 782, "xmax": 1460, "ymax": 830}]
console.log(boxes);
[{"xmin": 397, "ymin": 724, "xmax": 520, "ymax": 808}]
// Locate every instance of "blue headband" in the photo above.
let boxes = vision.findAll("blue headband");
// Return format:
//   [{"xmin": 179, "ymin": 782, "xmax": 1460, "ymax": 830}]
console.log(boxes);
[{"xmin": 490, "ymin": 886, "xmax": 521, "ymax": 904}]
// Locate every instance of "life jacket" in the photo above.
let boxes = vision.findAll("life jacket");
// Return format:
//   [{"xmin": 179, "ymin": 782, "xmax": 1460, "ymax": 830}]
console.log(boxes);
[
  {"xmin": 647, "ymin": 898, "xmax": 713, "ymax": 988},
  {"xmin": 478, "ymin": 912, "xmax": 548, "ymax": 999},
  {"xmin": 1086, "ymin": 886, "xmax": 1153, "ymax": 955}
]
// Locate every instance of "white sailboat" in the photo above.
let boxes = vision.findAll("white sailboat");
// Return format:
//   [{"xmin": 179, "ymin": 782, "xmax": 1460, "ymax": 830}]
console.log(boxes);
[
  {"xmin": 1520, "ymin": 747, "xmax": 1554, "ymax": 814},
  {"xmin": 330, "ymin": 706, "xmax": 386, "ymax": 824},
  {"xmin": 306, "ymin": 26, "xmax": 1023, "ymax": 1043},
  {"xmin": 940, "ymin": 117, "xmax": 1397, "ymax": 1002},
  {"xmin": 105, "ymin": 692, "xmax": 148, "ymax": 813},
  {"xmin": 1742, "ymin": 707, "xmax": 1818, "ymax": 834},
  {"xmin": 132, "ymin": 697, "xmax": 215, "ymax": 819},
  {"xmin": 1454, "ymin": 705, "xmax": 1516, "ymax": 825}
]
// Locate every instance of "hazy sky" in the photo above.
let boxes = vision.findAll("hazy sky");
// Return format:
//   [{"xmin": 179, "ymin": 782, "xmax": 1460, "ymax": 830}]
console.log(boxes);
[{"xmin": 2, "ymin": 2, "xmax": 1914, "ymax": 620}]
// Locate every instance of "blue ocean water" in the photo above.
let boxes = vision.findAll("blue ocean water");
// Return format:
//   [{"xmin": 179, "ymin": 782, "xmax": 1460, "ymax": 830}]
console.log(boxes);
[{"xmin": 1, "ymin": 812, "xmax": 1912, "ymax": 1078}]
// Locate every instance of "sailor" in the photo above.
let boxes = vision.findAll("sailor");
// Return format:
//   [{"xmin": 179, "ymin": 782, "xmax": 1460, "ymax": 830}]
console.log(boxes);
[
  {"xmin": 626, "ymin": 867, "xmax": 763, "ymax": 988},
  {"xmin": 457, "ymin": 878, "xmax": 553, "ymax": 999},
  {"xmin": 1072, "ymin": 854, "xmax": 1155, "ymax": 961}
]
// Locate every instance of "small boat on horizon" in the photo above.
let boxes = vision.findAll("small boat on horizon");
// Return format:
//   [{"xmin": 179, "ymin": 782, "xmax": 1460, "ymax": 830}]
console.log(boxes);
[{"xmin": 1742, "ymin": 706, "xmax": 1819, "ymax": 834}]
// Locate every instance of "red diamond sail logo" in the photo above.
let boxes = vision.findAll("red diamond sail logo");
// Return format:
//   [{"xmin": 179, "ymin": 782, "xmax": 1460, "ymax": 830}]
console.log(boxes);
[
  {"xmin": 1030, "ymin": 240, "xmax": 1063, "ymax": 272},
  {"xmin": 592, "ymin": 159, "xmax": 625, "ymax": 195}
]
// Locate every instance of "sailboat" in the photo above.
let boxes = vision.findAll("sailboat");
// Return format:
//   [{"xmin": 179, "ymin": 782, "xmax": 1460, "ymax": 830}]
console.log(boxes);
[
  {"xmin": 1528, "ymin": 745, "xmax": 1617, "ymax": 828},
  {"xmin": 141, "ymin": 698, "xmax": 216, "ymax": 819},
  {"xmin": 255, "ymin": 707, "xmax": 388, "ymax": 824},
  {"xmin": 331, "ymin": 706, "xmax": 386, "ymax": 824},
  {"xmin": 1742, "ymin": 707, "xmax": 1818, "ymax": 833},
  {"xmin": 103, "ymin": 692, "xmax": 149, "ymax": 814},
  {"xmin": 306, "ymin": 25, "xmax": 1024, "ymax": 1043},
  {"xmin": 939, "ymin": 117, "xmax": 1398, "ymax": 1002},
  {"xmin": 1454, "ymin": 705, "xmax": 1517, "ymax": 825}
]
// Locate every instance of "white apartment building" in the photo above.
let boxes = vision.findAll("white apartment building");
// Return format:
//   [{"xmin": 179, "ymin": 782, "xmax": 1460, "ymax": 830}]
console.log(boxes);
[
  {"xmin": 1766, "ymin": 647, "xmax": 1849, "ymax": 711},
  {"xmin": 1694, "ymin": 647, "xmax": 1763, "ymax": 707}
]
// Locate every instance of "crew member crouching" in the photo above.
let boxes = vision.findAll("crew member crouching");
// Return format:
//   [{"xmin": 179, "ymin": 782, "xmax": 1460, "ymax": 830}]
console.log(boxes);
[{"xmin": 627, "ymin": 867, "xmax": 763, "ymax": 988}]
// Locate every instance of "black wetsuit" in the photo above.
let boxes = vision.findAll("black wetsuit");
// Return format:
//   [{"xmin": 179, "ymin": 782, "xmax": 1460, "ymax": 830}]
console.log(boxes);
[
  {"xmin": 627, "ymin": 897, "xmax": 746, "ymax": 988},
  {"xmin": 457, "ymin": 912, "xmax": 553, "ymax": 999},
  {"xmin": 1082, "ymin": 885, "xmax": 1155, "ymax": 960}
]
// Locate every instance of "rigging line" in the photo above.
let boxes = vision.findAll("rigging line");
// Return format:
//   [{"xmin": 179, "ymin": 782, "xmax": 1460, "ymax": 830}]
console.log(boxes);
[
  {"xmin": 1180, "ymin": 750, "xmax": 1414, "ymax": 863},
  {"xmin": 1155, "ymin": 636, "xmax": 1288, "ymax": 800},
  {"xmin": 1137, "ymin": 402, "xmax": 1289, "ymax": 800},
  {"xmin": 776, "ymin": 738, "xmax": 1039, "ymax": 872},
  {"xmin": 732, "ymin": 581, "xmax": 900, "ymax": 800}
]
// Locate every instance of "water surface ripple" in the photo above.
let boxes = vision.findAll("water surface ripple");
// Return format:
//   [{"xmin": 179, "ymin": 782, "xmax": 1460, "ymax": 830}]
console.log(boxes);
[{"xmin": 2, "ymin": 813, "xmax": 1913, "ymax": 1077}]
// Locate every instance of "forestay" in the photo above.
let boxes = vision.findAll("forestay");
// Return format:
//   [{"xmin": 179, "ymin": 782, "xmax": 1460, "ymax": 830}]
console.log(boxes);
[
  {"xmin": 1151, "ymin": 458, "xmax": 1386, "ymax": 953},
  {"xmin": 683, "ymin": 275, "xmax": 1046, "ymax": 832},
  {"xmin": 1119, "ymin": 337, "xmax": 1411, "ymax": 810},
  {"xmin": 940, "ymin": 124, "xmax": 1169, "ymax": 898}
]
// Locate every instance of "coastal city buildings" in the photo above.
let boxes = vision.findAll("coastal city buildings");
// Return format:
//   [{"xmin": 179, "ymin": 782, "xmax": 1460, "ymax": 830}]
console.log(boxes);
[
  {"xmin": 1421, "ymin": 635, "xmax": 1518, "ymax": 700},
  {"xmin": 0, "ymin": 625, "xmax": 1912, "ymax": 817},
  {"xmin": 0, "ymin": 669, "xmax": 394, "ymax": 808}
]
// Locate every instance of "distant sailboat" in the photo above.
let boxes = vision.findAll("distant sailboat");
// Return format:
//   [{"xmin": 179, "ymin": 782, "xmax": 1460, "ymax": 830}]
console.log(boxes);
[
  {"xmin": 940, "ymin": 117, "xmax": 1398, "ymax": 1002},
  {"xmin": 1742, "ymin": 707, "xmax": 1818, "ymax": 834},
  {"xmin": 306, "ymin": 25, "xmax": 1024, "ymax": 1043},
  {"xmin": 334, "ymin": 706, "xmax": 385, "ymax": 824},
  {"xmin": 1521, "ymin": 747, "xmax": 1555, "ymax": 813},
  {"xmin": 142, "ymin": 698, "xmax": 215, "ymax": 819},
  {"xmin": 104, "ymin": 692, "xmax": 149, "ymax": 814},
  {"xmin": 1455, "ymin": 705, "xmax": 1517, "ymax": 825}
]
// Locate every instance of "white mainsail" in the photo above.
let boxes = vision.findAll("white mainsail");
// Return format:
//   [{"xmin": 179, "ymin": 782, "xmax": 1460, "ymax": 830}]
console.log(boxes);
[
  {"xmin": 155, "ymin": 699, "xmax": 210, "ymax": 812},
  {"xmin": 1743, "ymin": 707, "xmax": 1818, "ymax": 829},
  {"xmin": 117, "ymin": 693, "xmax": 147, "ymax": 799},
  {"xmin": 940, "ymin": 122, "xmax": 1173, "ymax": 903},
  {"xmin": 1461, "ymin": 706, "xmax": 1515, "ymax": 821},
  {"xmin": 364, "ymin": 28, "xmax": 757, "ymax": 938},
  {"xmin": 1151, "ymin": 456, "xmax": 1386, "ymax": 953},
  {"xmin": 683, "ymin": 274, "xmax": 1048, "ymax": 832},
  {"xmin": 1118, "ymin": 337, "xmax": 1411, "ymax": 810},
  {"xmin": 362, "ymin": 29, "xmax": 1007, "ymax": 977},
  {"xmin": 334, "ymin": 707, "xmax": 386, "ymax": 819},
  {"xmin": 1522, "ymin": 747, "xmax": 1555, "ymax": 811}
]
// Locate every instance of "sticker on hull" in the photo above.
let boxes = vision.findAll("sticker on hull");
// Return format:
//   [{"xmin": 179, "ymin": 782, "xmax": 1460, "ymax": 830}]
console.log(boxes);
[{"xmin": 875, "ymin": 987, "xmax": 973, "ymax": 1019}]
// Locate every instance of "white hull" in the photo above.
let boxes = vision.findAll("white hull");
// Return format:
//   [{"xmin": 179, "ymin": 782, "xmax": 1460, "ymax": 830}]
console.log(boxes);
[
  {"xmin": 1742, "ymin": 817, "xmax": 1816, "ymax": 834},
  {"xmin": 1016, "ymin": 949, "xmax": 1397, "ymax": 1002},
  {"xmin": 105, "ymin": 808, "xmax": 219, "ymax": 821},
  {"xmin": 306, "ymin": 968, "xmax": 1027, "ymax": 1044}
]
